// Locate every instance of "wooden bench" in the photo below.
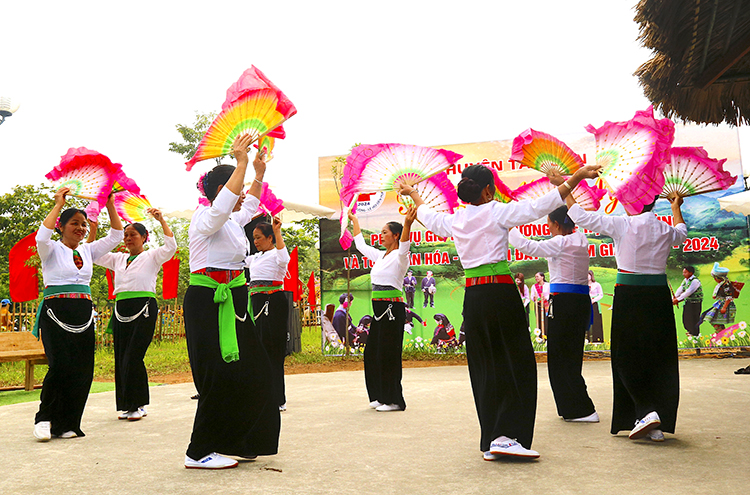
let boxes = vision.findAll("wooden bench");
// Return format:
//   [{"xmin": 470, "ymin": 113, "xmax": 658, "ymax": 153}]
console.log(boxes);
[{"xmin": 0, "ymin": 332, "xmax": 47, "ymax": 391}]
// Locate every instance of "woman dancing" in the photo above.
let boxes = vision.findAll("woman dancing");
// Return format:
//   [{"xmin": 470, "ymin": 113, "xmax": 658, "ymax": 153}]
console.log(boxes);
[
  {"xmin": 349, "ymin": 206, "xmax": 416, "ymax": 412},
  {"xmin": 398, "ymin": 163, "xmax": 600, "ymax": 460},
  {"xmin": 247, "ymin": 217, "xmax": 290, "ymax": 412},
  {"xmin": 509, "ymin": 206, "xmax": 598, "ymax": 423},
  {"xmin": 183, "ymin": 134, "xmax": 279, "ymax": 469},
  {"xmin": 566, "ymin": 192, "xmax": 686, "ymax": 442},
  {"xmin": 33, "ymin": 189, "xmax": 123, "ymax": 441},
  {"xmin": 93, "ymin": 208, "xmax": 176, "ymax": 420}
]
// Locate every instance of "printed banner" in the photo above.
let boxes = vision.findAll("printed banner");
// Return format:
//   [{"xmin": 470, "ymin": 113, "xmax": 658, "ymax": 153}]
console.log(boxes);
[{"xmin": 318, "ymin": 124, "xmax": 749, "ymax": 354}]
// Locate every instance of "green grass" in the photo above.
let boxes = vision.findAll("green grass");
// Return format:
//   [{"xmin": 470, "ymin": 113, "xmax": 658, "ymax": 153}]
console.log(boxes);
[{"xmin": 0, "ymin": 382, "xmax": 115, "ymax": 407}]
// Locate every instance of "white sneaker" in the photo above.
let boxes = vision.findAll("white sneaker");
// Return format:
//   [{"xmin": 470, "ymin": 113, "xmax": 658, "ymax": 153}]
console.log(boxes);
[
  {"xmin": 489, "ymin": 436, "xmax": 540, "ymax": 458},
  {"xmin": 647, "ymin": 429, "xmax": 665, "ymax": 442},
  {"xmin": 629, "ymin": 411, "xmax": 661, "ymax": 439},
  {"xmin": 279, "ymin": 403, "xmax": 287, "ymax": 412},
  {"xmin": 118, "ymin": 411, "xmax": 129, "ymax": 420},
  {"xmin": 369, "ymin": 400, "xmax": 383, "ymax": 409},
  {"xmin": 185, "ymin": 453, "xmax": 238, "ymax": 469},
  {"xmin": 58, "ymin": 431, "xmax": 77, "ymax": 439},
  {"xmin": 127, "ymin": 409, "xmax": 143, "ymax": 421},
  {"xmin": 34, "ymin": 421, "xmax": 51, "ymax": 442},
  {"xmin": 375, "ymin": 403, "xmax": 402, "ymax": 412},
  {"xmin": 565, "ymin": 412, "xmax": 600, "ymax": 423},
  {"xmin": 483, "ymin": 451, "xmax": 500, "ymax": 461},
  {"xmin": 138, "ymin": 407, "xmax": 147, "ymax": 417}
]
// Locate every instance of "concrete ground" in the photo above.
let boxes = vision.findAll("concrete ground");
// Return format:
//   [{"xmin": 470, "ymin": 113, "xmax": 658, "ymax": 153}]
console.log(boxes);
[{"xmin": 1, "ymin": 358, "xmax": 749, "ymax": 495}]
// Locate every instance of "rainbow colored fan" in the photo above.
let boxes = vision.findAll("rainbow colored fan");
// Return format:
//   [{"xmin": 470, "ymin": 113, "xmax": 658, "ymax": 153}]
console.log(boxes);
[
  {"xmin": 185, "ymin": 66, "xmax": 296, "ymax": 170},
  {"xmin": 111, "ymin": 169, "xmax": 141, "ymax": 195},
  {"xmin": 399, "ymin": 172, "xmax": 459, "ymax": 214},
  {"xmin": 115, "ymin": 191, "xmax": 152, "ymax": 223},
  {"xmin": 513, "ymin": 177, "xmax": 606, "ymax": 211},
  {"xmin": 659, "ymin": 147, "xmax": 736, "ymax": 198},
  {"xmin": 510, "ymin": 129, "xmax": 585, "ymax": 176},
  {"xmin": 587, "ymin": 106, "xmax": 674, "ymax": 215},
  {"xmin": 488, "ymin": 167, "xmax": 516, "ymax": 203},
  {"xmin": 254, "ymin": 134, "xmax": 277, "ymax": 162},
  {"xmin": 340, "ymin": 143, "xmax": 463, "ymax": 207},
  {"xmin": 46, "ymin": 147, "xmax": 122, "ymax": 208}
]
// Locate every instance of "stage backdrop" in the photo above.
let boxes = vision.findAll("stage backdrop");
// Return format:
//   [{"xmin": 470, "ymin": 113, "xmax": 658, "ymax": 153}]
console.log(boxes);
[{"xmin": 318, "ymin": 124, "xmax": 749, "ymax": 354}]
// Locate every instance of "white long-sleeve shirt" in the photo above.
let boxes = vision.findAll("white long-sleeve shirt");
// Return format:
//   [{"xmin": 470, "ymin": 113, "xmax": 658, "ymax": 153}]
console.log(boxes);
[
  {"xmin": 189, "ymin": 187, "xmax": 259, "ymax": 272},
  {"xmin": 508, "ymin": 229, "xmax": 590, "ymax": 286},
  {"xmin": 674, "ymin": 276, "xmax": 702, "ymax": 301},
  {"xmin": 94, "ymin": 235, "xmax": 177, "ymax": 294},
  {"xmin": 567, "ymin": 204, "xmax": 687, "ymax": 274},
  {"xmin": 589, "ymin": 281, "xmax": 604, "ymax": 303},
  {"xmin": 36, "ymin": 225, "xmax": 124, "ymax": 287},
  {"xmin": 353, "ymin": 233, "xmax": 411, "ymax": 290},
  {"xmin": 247, "ymin": 246, "xmax": 291, "ymax": 283},
  {"xmin": 417, "ymin": 190, "xmax": 564, "ymax": 270}
]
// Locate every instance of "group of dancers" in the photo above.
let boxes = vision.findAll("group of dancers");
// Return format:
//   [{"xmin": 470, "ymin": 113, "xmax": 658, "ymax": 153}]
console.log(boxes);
[
  {"xmin": 32, "ymin": 134, "xmax": 292, "ymax": 470},
  {"xmin": 31, "ymin": 131, "xmax": 690, "ymax": 466}
]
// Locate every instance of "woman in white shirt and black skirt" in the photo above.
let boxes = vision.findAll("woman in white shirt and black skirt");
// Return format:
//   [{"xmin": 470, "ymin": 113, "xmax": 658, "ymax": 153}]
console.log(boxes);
[
  {"xmin": 33, "ymin": 188, "xmax": 123, "ymax": 441},
  {"xmin": 509, "ymin": 206, "xmax": 598, "ymax": 423},
  {"xmin": 94, "ymin": 208, "xmax": 176, "ymax": 421},
  {"xmin": 349, "ymin": 206, "xmax": 416, "ymax": 412},
  {"xmin": 566, "ymin": 192, "xmax": 687, "ymax": 442},
  {"xmin": 399, "ymin": 163, "xmax": 600, "ymax": 460},
  {"xmin": 246, "ymin": 217, "xmax": 290, "ymax": 412},
  {"xmin": 183, "ymin": 134, "xmax": 279, "ymax": 469}
]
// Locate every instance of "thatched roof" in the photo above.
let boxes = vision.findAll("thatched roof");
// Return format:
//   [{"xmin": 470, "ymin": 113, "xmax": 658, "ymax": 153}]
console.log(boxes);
[{"xmin": 635, "ymin": 0, "xmax": 750, "ymax": 126}]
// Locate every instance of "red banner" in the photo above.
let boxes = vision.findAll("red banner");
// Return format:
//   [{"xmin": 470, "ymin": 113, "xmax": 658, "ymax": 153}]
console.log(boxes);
[
  {"xmin": 105, "ymin": 269, "xmax": 116, "ymax": 300},
  {"xmin": 9, "ymin": 232, "xmax": 39, "ymax": 302},
  {"xmin": 162, "ymin": 255, "xmax": 180, "ymax": 300},
  {"xmin": 284, "ymin": 246, "xmax": 300, "ymax": 301},
  {"xmin": 307, "ymin": 272, "xmax": 316, "ymax": 309}
]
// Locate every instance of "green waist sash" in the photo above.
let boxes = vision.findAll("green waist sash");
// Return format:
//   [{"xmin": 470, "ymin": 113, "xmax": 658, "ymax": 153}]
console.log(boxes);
[
  {"xmin": 190, "ymin": 272, "xmax": 247, "ymax": 363},
  {"xmin": 615, "ymin": 272, "xmax": 667, "ymax": 286},
  {"xmin": 372, "ymin": 289, "xmax": 404, "ymax": 299},
  {"xmin": 106, "ymin": 291, "xmax": 157, "ymax": 334},
  {"xmin": 33, "ymin": 285, "xmax": 92, "ymax": 339},
  {"xmin": 464, "ymin": 261, "xmax": 511, "ymax": 279}
]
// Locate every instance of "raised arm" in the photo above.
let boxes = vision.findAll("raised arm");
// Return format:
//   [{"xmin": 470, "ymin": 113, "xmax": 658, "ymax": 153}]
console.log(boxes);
[
  {"xmin": 401, "ymin": 206, "xmax": 417, "ymax": 242},
  {"xmin": 348, "ymin": 210, "xmax": 362, "ymax": 238},
  {"xmin": 42, "ymin": 187, "xmax": 69, "ymax": 230}
]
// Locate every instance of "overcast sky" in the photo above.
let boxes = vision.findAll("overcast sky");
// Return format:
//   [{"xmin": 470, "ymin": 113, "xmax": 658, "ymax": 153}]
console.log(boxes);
[{"xmin": 1, "ymin": 0, "xmax": 748, "ymax": 213}]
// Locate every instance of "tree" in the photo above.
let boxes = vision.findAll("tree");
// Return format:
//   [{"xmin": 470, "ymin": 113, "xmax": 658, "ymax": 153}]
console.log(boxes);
[
  {"xmin": 282, "ymin": 219, "xmax": 320, "ymax": 278},
  {"xmin": 168, "ymin": 111, "xmax": 222, "ymax": 165}
]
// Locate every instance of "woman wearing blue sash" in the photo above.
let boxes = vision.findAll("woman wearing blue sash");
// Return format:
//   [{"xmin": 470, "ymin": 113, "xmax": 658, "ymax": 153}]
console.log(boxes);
[
  {"xmin": 566, "ymin": 193, "xmax": 686, "ymax": 442},
  {"xmin": 33, "ymin": 188, "xmax": 123, "ymax": 441},
  {"xmin": 349, "ymin": 206, "xmax": 416, "ymax": 412},
  {"xmin": 398, "ymin": 163, "xmax": 600, "ymax": 460},
  {"xmin": 509, "ymin": 206, "xmax": 598, "ymax": 423},
  {"xmin": 93, "ymin": 209, "xmax": 176, "ymax": 421},
  {"xmin": 247, "ymin": 217, "xmax": 290, "ymax": 412},
  {"xmin": 183, "ymin": 134, "xmax": 279, "ymax": 469}
]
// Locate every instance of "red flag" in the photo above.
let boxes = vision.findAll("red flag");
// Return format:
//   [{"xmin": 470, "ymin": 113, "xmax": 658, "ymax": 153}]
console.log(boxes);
[
  {"xmin": 162, "ymin": 255, "xmax": 180, "ymax": 300},
  {"xmin": 105, "ymin": 269, "xmax": 116, "ymax": 300},
  {"xmin": 9, "ymin": 232, "xmax": 39, "ymax": 302},
  {"xmin": 284, "ymin": 246, "xmax": 300, "ymax": 301},
  {"xmin": 307, "ymin": 272, "xmax": 316, "ymax": 309}
]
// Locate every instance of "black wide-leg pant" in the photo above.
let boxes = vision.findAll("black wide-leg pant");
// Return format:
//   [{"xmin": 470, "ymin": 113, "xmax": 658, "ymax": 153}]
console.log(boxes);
[
  {"xmin": 547, "ymin": 293, "xmax": 596, "ymax": 419},
  {"xmin": 463, "ymin": 284, "xmax": 537, "ymax": 451},
  {"xmin": 113, "ymin": 297, "xmax": 157, "ymax": 412},
  {"xmin": 184, "ymin": 285, "xmax": 280, "ymax": 460},
  {"xmin": 252, "ymin": 291, "xmax": 290, "ymax": 408},
  {"xmin": 610, "ymin": 285, "xmax": 679, "ymax": 434},
  {"xmin": 364, "ymin": 300, "xmax": 406, "ymax": 410},
  {"xmin": 35, "ymin": 298, "xmax": 95, "ymax": 437}
]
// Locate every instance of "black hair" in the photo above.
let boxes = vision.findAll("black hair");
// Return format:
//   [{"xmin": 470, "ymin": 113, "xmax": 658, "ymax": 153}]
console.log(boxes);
[
  {"xmin": 457, "ymin": 165, "xmax": 495, "ymax": 203},
  {"xmin": 254, "ymin": 222, "xmax": 276, "ymax": 243},
  {"xmin": 385, "ymin": 221, "xmax": 403, "ymax": 238},
  {"xmin": 339, "ymin": 293, "xmax": 354, "ymax": 304},
  {"xmin": 548, "ymin": 206, "xmax": 575, "ymax": 233},
  {"xmin": 434, "ymin": 313, "xmax": 450, "ymax": 326},
  {"xmin": 56, "ymin": 208, "xmax": 88, "ymax": 234},
  {"xmin": 125, "ymin": 222, "xmax": 149, "ymax": 241},
  {"xmin": 683, "ymin": 265, "xmax": 696, "ymax": 275},
  {"xmin": 641, "ymin": 196, "xmax": 658, "ymax": 213},
  {"xmin": 201, "ymin": 164, "xmax": 236, "ymax": 202},
  {"xmin": 535, "ymin": 272, "xmax": 546, "ymax": 282}
]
